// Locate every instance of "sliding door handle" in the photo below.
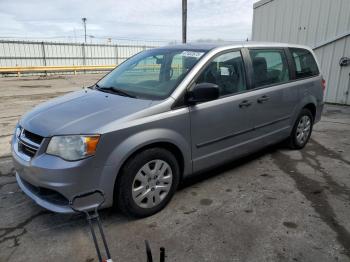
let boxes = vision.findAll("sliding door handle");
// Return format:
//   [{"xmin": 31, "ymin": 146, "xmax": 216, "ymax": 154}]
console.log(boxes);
[
  {"xmin": 239, "ymin": 100, "xmax": 252, "ymax": 108},
  {"xmin": 257, "ymin": 95, "xmax": 270, "ymax": 103}
]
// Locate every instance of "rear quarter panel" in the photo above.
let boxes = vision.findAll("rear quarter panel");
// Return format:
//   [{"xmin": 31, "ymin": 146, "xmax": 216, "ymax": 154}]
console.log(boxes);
[{"xmin": 291, "ymin": 75, "xmax": 324, "ymax": 126}]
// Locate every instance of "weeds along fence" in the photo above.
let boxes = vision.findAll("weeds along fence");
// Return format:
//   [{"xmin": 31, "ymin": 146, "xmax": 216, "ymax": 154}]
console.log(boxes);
[{"xmin": 0, "ymin": 40, "xmax": 163, "ymax": 76}]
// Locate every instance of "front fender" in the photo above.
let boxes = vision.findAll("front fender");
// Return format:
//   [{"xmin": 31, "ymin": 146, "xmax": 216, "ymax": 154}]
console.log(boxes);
[{"xmin": 105, "ymin": 128, "xmax": 191, "ymax": 178}]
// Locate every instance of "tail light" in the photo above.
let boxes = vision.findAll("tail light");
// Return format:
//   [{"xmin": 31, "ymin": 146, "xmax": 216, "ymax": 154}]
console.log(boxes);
[{"xmin": 321, "ymin": 78, "xmax": 326, "ymax": 94}]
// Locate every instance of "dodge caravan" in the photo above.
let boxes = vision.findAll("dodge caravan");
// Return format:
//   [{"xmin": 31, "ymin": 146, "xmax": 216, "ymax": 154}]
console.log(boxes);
[{"xmin": 12, "ymin": 42, "xmax": 324, "ymax": 217}]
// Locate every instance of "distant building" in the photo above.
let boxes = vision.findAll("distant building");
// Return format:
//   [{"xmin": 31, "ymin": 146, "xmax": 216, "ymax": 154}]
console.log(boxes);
[{"xmin": 252, "ymin": 0, "xmax": 350, "ymax": 105}]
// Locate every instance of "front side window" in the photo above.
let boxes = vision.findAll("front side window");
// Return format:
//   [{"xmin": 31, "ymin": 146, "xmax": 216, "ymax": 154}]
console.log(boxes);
[
  {"xmin": 290, "ymin": 48, "xmax": 319, "ymax": 79},
  {"xmin": 250, "ymin": 49, "xmax": 290, "ymax": 88},
  {"xmin": 97, "ymin": 49, "xmax": 206, "ymax": 100},
  {"xmin": 196, "ymin": 51, "xmax": 247, "ymax": 96}
]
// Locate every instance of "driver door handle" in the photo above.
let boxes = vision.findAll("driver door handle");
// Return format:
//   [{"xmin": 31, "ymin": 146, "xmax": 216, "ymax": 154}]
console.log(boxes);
[
  {"xmin": 257, "ymin": 95, "xmax": 270, "ymax": 103},
  {"xmin": 239, "ymin": 100, "xmax": 252, "ymax": 108}
]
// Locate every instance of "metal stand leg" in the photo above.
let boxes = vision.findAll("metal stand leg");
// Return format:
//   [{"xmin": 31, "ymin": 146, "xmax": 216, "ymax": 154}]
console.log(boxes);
[
  {"xmin": 160, "ymin": 247, "xmax": 165, "ymax": 262},
  {"xmin": 145, "ymin": 240, "xmax": 153, "ymax": 262},
  {"xmin": 87, "ymin": 215, "xmax": 103, "ymax": 262},
  {"xmin": 96, "ymin": 216, "xmax": 112, "ymax": 260}
]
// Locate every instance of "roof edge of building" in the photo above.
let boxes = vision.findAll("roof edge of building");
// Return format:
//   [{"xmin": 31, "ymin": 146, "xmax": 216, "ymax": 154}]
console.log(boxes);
[{"xmin": 253, "ymin": 0, "xmax": 274, "ymax": 9}]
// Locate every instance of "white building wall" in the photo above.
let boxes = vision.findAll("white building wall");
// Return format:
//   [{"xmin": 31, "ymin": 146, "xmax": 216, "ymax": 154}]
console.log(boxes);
[{"xmin": 252, "ymin": 0, "xmax": 350, "ymax": 105}]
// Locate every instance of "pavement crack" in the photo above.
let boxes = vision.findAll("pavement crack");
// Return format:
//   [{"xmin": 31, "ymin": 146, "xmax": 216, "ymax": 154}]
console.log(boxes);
[
  {"xmin": 0, "ymin": 92, "xmax": 68, "ymax": 103},
  {"xmin": 0, "ymin": 210, "xmax": 49, "ymax": 248},
  {"xmin": 0, "ymin": 170, "xmax": 15, "ymax": 178},
  {"xmin": 0, "ymin": 155, "xmax": 12, "ymax": 161},
  {"xmin": 0, "ymin": 180, "xmax": 17, "ymax": 191},
  {"xmin": 0, "ymin": 134, "xmax": 12, "ymax": 138},
  {"xmin": 0, "ymin": 115, "xmax": 21, "ymax": 120},
  {"xmin": 273, "ymin": 148, "xmax": 350, "ymax": 258}
]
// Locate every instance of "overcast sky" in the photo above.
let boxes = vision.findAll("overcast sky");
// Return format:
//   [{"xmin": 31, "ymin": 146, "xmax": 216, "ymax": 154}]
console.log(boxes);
[{"xmin": 0, "ymin": 0, "xmax": 257, "ymax": 43}]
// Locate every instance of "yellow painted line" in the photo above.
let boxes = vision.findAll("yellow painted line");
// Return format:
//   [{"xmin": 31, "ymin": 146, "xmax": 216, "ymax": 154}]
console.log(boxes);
[{"xmin": 0, "ymin": 64, "xmax": 182, "ymax": 76}]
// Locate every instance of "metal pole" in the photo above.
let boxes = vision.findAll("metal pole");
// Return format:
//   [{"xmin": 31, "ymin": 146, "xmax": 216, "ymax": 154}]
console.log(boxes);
[
  {"xmin": 182, "ymin": 0, "xmax": 187, "ymax": 43},
  {"xmin": 115, "ymin": 44, "xmax": 118, "ymax": 66},
  {"xmin": 41, "ymin": 41, "xmax": 47, "ymax": 76},
  {"xmin": 82, "ymin": 18, "xmax": 87, "ymax": 43},
  {"xmin": 82, "ymin": 43, "xmax": 86, "ymax": 74}
]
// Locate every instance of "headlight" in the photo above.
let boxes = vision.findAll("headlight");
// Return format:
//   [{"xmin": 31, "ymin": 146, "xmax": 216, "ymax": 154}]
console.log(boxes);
[
  {"xmin": 46, "ymin": 135, "xmax": 100, "ymax": 161},
  {"xmin": 15, "ymin": 126, "xmax": 22, "ymax": 138}
]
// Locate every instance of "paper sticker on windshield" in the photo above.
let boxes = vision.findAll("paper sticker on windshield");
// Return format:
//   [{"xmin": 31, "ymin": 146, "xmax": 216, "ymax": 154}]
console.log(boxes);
[{"xmin": 181, "ymin": 51, "xmax": 204, "ymax": 58}]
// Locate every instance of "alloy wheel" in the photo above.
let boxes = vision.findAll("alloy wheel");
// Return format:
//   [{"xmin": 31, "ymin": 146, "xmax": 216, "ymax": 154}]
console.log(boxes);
[
  {"xmin": 132, "ymin": 159, "xmax": 173, "ymax": 209},
  {"xmin": 296, "ymin": 115, "xmax": 311, "ymax": 145}
]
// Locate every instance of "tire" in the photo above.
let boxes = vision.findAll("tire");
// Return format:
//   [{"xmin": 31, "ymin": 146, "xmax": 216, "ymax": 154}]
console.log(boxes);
[
  {"xmin": 287, "ymin": 108, "xmax": 314, "ymax": 149},
  {"xmin": 116, "ymin": 148, "xmax": 180, "ymax": 218}
]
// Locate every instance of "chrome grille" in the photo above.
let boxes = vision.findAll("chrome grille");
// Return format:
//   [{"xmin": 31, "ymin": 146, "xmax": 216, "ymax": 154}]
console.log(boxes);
[
  {"xmin": 17, "ymin": 128, "xmax": 43, "ymax": 158},
  {"xmin": 22, "ymin": 129, "xmax": 43, "ymax": 145}
]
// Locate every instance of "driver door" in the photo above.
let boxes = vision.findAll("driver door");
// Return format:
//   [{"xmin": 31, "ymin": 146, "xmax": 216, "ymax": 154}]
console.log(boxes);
[{"xmin": 189, "ymin": 50, "xmax": 256, "ymax": 172}]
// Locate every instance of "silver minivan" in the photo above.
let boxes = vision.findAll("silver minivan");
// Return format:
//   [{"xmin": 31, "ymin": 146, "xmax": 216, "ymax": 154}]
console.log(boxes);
[{"xmin": 12, "ymin": 42, "xmax": 324, "ymax": 217}]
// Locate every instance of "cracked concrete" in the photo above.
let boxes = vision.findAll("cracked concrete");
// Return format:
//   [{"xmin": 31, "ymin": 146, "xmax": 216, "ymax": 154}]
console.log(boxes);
[{"xmin": 0, "ymin": 74, "xmax": 350, "ymax": 261}]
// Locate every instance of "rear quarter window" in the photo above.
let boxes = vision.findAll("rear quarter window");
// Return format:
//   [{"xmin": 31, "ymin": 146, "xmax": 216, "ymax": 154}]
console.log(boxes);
[{"xmin": 290, "ymin": 48, "xmax": 319, "ymax": 79}]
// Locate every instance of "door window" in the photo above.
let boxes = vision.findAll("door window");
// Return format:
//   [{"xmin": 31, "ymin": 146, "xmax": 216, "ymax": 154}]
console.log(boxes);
[
  {"xmin": 196, "ymin": 51, "xmax": 247, "ymax": 96},
  {"xmin": 249, "ymin": 49, "xmax": 290, "ymax": 88},
  {"xmin": 290, "ymin": 48, "xmax": 319, "ymax": 79}
]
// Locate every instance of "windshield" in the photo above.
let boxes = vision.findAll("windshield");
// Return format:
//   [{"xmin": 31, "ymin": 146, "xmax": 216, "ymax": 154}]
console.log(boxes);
[{"xmin": 96, "ymin": 48, "xmax": 206, "ymax": 100}]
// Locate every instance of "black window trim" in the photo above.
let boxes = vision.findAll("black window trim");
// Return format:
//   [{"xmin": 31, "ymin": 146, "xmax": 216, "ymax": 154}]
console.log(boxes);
[
  {"xmin": 171, "ymin": 46, "xmax": 322, "ymax": 110},
  {"xmin": 244, "ymin": 47, "xmax": 321, "ymax": 91},
  {"xmin": 189, "ymin": 48, "xmax": 251, "ymax": 94},
  {"xmin": 172, "ymin": 47, "xmax": 250, "ymax": 109},
  {"xmin": 288, "ymin": 47, "xmax": 320, "ymax": 81},
  {"xmin": 247, "ymin": 47, "xmax": 293, "ymax": 90}
]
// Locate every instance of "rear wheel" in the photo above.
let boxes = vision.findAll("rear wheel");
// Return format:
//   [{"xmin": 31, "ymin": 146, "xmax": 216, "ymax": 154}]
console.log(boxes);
[
  {"xmin": 288, "ymin": 108, "xmax": 313, "ymax": 149},
  {"xmin": 116, "ymin": 148, "xmax": 180, "ymax": 218}
]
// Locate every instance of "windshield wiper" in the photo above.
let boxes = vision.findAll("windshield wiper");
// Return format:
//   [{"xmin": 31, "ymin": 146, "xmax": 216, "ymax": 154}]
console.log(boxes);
[{"xmin": 95, "ymin": 84, "xmax": 136, "ymax": 98}]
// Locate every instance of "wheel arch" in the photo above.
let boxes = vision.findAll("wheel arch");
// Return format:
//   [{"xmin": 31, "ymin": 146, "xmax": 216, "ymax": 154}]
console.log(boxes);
[
  {"xmin": 291, "ymin": 94, "xmax": 317, "ymax": 125},
  {"xmin": 303, "ymin": 103, "xmax": 317, "ymax": 121},
  {"xmin": 107, "ymin": 129, "xmax": 191, "ymax": 206},
  {"xmin": 120, "ymin": 141, "xmax": 185, "ymax": 180}
]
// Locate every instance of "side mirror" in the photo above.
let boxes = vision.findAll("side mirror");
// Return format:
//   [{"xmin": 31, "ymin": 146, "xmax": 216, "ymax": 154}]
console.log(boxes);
[{"xmin": 187, "ymin": 82, "xmax": 219, "ymax": 104}]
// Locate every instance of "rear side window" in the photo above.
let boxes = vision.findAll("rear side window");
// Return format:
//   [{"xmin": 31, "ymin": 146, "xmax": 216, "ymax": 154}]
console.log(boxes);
[
  {"xmin": 290, "ymin": 48, "xmax": 319, "ymax": 79},
  {"xmin": 249, "ymin": 49, "xmax": 290, "ymax": 88}
]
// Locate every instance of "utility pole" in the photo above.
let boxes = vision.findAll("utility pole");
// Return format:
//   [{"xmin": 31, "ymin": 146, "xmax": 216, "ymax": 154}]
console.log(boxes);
[
  {"xmin": 182, "ymin": 0, "xmax": 187, "ymax": 43},
  {"xmin": 82, "ymin": 17, "xmax": 87, "ymax": 43}
]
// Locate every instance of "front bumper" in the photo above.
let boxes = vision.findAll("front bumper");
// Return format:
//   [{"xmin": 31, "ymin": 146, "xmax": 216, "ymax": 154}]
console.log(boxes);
[
  {"xmin": 12, "ymin": 135, "xmax": 116, "ymax": 213},
  {"xmin": 16, "ymin": 172, "xmax": 73, "ymax": 213}
]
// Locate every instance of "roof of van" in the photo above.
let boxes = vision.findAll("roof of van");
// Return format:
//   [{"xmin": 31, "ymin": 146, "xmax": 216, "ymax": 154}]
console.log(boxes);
[{"xmin": 157, "ymin": 41, "xmax": 312, "ymax": 52}]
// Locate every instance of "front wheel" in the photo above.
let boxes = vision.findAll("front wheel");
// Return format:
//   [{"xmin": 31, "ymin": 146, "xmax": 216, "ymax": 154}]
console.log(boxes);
[
  {"xmin": 287, "ymin": 108, "xmax": 314, "ymax": 149},
  {"xmin": 116, "ymin": 148, "xmax": 180, "ymax": 218}
]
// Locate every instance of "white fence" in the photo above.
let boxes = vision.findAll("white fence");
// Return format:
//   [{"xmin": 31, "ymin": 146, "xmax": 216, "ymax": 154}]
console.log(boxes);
[{"xmin": 0, "ymin": 40, "xmax": 162, "ymax": 68}]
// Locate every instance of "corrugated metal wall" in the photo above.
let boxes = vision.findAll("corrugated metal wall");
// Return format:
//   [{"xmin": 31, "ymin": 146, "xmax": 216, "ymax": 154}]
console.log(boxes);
[
  {"xmin": 0, "ymin": 40, "xmax": 159, "ymax": 67},
  {"xmin": 252, "ymin": 0, "xmax": 350, "ymax": 105}
]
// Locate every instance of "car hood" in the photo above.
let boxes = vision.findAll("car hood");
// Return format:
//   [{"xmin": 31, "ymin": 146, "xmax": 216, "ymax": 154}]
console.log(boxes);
[{"xmin": 20, "ymin": 89, "xmax": 154, "ymax": 137}]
